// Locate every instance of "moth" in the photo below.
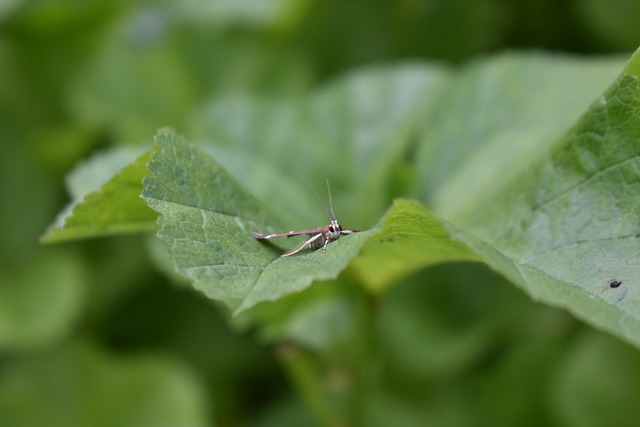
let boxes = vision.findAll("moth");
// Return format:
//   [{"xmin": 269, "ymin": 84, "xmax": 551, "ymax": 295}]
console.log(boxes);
[{"xmin": 252, "ymin": 180, "xmax": 358, "ymax": 257}]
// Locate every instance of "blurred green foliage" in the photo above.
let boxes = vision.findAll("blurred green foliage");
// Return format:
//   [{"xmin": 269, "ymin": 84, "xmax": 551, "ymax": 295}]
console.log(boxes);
[{"xmin": 2, "ymin": 0, "xmax": 640, "ymax": 426}]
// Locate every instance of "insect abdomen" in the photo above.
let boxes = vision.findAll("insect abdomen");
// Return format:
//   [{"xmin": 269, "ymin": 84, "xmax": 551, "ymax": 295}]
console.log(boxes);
[{"xmin": 309, "ymin": 235, "xmax": 326, "ymax": 249}]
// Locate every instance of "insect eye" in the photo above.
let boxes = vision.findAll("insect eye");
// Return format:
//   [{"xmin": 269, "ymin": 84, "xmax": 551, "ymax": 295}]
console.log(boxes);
[{"xmin": 329, "ymin": 226, "xmax": 335, "ymax": 232}]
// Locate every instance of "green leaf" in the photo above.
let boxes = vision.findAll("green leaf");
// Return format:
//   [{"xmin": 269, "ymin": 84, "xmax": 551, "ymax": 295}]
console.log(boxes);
[
  {"xmin": 0, "ymin": 343, "xmax": 208, "ymax": 427},
  {"xmin": 350, "ymin": 199, "xmax": 478, "ymax": 293},
  {"xmin": 141, "ymin": 128, "xmax": 375, "ymax": 315},
  {"xmin": 391, "ymin": 49, "xmax": 637, "ymax": 348},
  {"xmin": 41, "ymin": 147, "xmax": 157, "ymax": 242},
  {"xmin": 441, "ymin": 49, "xmax": 640, "ymax": 346}
]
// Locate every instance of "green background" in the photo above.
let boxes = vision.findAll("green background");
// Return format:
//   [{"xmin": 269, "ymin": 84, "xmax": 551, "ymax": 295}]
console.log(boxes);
[{"xmin": 3, "ymin": 1, "xmax": 640, "ymax": 426}]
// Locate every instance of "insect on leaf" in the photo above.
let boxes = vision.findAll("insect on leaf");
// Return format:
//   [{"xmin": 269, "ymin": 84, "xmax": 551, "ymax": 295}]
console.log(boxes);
[{"xmin": 141, "ymin": 129, "xmax": 374, "ymax": 315}]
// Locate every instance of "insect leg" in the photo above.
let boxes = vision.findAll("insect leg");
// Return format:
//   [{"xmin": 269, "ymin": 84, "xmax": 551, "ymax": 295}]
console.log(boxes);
[
  {"xmin": 322, "ymin": 236, "xmax": 330, "ymax": 252},
  {"xmin": 281, "ymin": 234, "xmax": 323, "ymax": 257},
  {"xmin": 252, "ymin": 231, "xmax": 298, "ymax": 239},
  {"xmin": 339, "ymin": 229, "xmax": 358, "ymax": 235}
]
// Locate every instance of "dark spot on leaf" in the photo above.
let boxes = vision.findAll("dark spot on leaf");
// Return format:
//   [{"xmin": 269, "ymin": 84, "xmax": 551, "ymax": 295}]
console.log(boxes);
[{"xmin": 609, "ymin": 279, "xmax": 622, "ymax": 288}]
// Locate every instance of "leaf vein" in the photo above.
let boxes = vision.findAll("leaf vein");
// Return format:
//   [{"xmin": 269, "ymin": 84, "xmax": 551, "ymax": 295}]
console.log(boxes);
[
  {"xmin": 519, "ymin": 232, "xmax": 640, "ymax": 264},
  {"xmin": 532, "ymin": 156, "xmax": 639, "ymax": 212}
]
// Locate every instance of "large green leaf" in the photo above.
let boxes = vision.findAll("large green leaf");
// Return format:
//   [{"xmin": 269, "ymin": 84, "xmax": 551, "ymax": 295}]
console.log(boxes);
[
  {"xmin": 443, "ymin": 49, "xmax": 640, "ymax": 345},
  {"xmin": 357, "ymin": 50, "xmax": 640, "ymax": 346},
  {"xmin": 141, "ymin": 128, "xmax": 375, "ymax": 315}
]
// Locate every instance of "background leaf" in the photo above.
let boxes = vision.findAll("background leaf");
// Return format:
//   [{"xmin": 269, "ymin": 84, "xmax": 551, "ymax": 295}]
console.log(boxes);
[
  {"xmin": 0, "ymin": 343, "xmax": 208, "ymax": 427},
  {"xmin": 68, "ymin": 8, "xmax": 198, "ymax": 142},
  {"xmin": 0, "ymin": 249, "xmax": 85, "ymax": 350},
  {"xmin": 549, "ymin": 331, "xmax": 640, "ymax": 427},
  {"xmin": 41, "ymin": 147, "xmax": 156, "ymax": 242},
  {"xmin": 189, "ymin": 64, "xmax": 449, "ymax": 229},
  {"xmin": 233, "ymin": 277, "xmax": 364, "ymax": 350},
  {"xmin": 417, "ymin": 52, "xmax": 626, "ymax": 222}
]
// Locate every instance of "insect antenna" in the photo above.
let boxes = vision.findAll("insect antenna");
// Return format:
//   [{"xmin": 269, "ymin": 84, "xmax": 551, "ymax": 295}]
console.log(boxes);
[
  {"xmin": 325, "ymin": 179, "xmax": 337, "ymax": 221},
  {"xmin": 308, "ymin": 180, "xmax": 335, "ymax": 220}
]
